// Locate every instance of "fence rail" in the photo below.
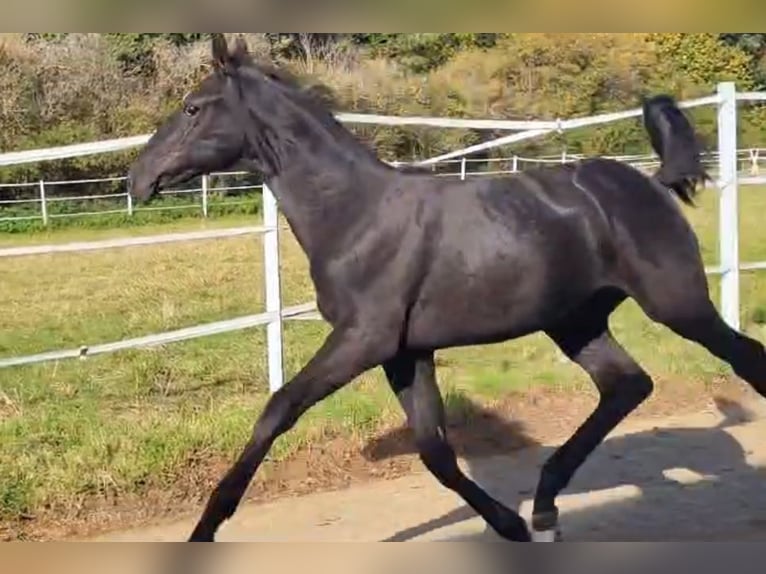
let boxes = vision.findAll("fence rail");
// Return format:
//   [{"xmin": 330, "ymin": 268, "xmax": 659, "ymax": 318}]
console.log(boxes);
[
  {"xmin": 3, "ymin": 148, "xmax": 766, "ymax": 226},
  {"xmin": 0, "ymin": 301, "xmax": 318, "ymax": 369},
  {"xmin": 1, "ymin": 82, "xmax": 765, "ymax": 393},
  {"xmin": 0, "ymin": 225, "xmax": 270, "ymax": 258},
  {"xmin": 0, "ymin": 171, "xmax": 264, "ymax": 226}
]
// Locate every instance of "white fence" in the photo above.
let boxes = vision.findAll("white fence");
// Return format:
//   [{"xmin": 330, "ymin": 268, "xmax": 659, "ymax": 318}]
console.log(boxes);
[
  {"xmin": 1, "ymin": 82, "xmax": 765, "ymax": 393},
  {"xmin": 2, "ymin": 149, "xmax": 766, "ymax": 226},
  {"xmin": 0, "ymin": 171, "xmax": 262, "ymax": 225}
]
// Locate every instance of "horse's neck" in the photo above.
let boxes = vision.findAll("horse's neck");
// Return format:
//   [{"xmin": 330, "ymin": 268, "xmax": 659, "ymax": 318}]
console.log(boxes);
[
  {"xmin": 242, "ymin": 94, "xmax": 391, "ymax": 262},
  {"xmin": 266, "ymin": 155, "xmax": 388, "ymax": 262}
]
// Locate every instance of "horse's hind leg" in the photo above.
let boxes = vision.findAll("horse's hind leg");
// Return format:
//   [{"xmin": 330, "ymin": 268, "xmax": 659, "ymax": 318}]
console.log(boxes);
[
  {"xmin": 532, "ymin": 288, "xmax": 654, "ymax": 541},
  {"xmin": 645, "ymin": 294, "xmax": 766, "ymax": 397},
  {"xmin": 624, "ymin": 243, "xmax": 766, "ymax": 396},
  {"xmin": 383, "ymin": 351, "xmax": 531, "ymax": 541}
]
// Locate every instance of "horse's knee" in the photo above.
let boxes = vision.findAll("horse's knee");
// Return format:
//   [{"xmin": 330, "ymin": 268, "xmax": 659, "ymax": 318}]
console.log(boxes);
[
  {"xmin": 579, "ymin": 346, "xmax": 654, "ymax": 406},
  {"xmin": 632, "ymin": 372, "xmax": 654, "ymax": 402},
  {"xmin": 415, "ymin": 434, "xmax": 463, "ymax": 488},
  {"xmin": 603, "ymin": 371, "xmax": 654, "ymax": 405}
]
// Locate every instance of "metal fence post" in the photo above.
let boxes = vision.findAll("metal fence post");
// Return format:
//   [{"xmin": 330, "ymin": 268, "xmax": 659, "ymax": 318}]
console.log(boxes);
[
  {"xmin": 39, "ymin": 180, "xmax": 48, "ymax": 225},
  {"xmin": 512, "ymin": 155, "xmax": 519, "ymax": 173},
  {"xmin": 201, "ymin": 174, "xmax": 209, "ymax": 218},
  {"xmin": 126, "ymin": 187, "xmax": 134, "ymax": 216},
  {"xmin": 460, "ymin": 157, "xmax": 467, "ymax": 180},
  {"xmin": 262, "ymin": 183, "xmax": 284, "ymax": 393},
  {"xmin": 717, "ymin": 81, "xmax": 740, "ymax": 330}
]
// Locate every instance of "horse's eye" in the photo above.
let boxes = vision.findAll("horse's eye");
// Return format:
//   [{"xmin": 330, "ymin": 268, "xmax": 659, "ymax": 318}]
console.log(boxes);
[{"xmin": 184, "ymin": 104, "xmax": 200, "ymax": 117}]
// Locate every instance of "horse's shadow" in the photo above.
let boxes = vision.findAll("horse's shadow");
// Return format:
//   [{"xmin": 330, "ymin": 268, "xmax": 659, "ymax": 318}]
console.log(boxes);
[{"xmin": 362, "ymin": 390, "xmax": 766, "ymax": 542}]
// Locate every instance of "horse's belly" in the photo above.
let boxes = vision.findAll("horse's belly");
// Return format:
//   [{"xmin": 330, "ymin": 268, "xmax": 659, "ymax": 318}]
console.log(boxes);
[
  {"xmin": 404, "ymin": 250, "xmax": 608, "ymax": 349},
  {"xmin": 404, "ymin": 282, "xmax": 589, "ymax": 350},
  {"xmin": 406, "ymin": 313, "xmax": 540, "ymax": 350}
]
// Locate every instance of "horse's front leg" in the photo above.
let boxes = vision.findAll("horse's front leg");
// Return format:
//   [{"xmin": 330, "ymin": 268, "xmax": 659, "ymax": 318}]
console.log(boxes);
[{"xmin": 188, "ymin": 323, "xmax": 399, "ymax": 542}]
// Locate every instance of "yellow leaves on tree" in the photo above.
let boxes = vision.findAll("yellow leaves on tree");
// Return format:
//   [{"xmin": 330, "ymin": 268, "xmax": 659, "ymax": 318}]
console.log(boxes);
[{"xmin": 648, "ymin": 33, "xmax": 754, "ymax": 92}]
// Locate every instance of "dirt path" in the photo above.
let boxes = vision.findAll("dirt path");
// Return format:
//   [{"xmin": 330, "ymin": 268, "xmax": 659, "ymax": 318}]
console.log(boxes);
[{"xmin": 85, "ymin": 391, "xmax": 766, "ymax": 542}]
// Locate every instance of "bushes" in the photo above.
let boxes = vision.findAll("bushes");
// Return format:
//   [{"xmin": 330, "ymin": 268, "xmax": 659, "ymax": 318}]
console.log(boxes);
[{"xmin": 0, "ymin": 33, "xmax": 762, "ymax": 191}]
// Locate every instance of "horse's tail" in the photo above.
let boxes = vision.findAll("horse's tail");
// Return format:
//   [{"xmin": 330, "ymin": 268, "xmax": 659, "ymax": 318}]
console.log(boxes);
[{"xmin": 641, "ymin": 94, "xmax": 710, "ymax": 206}]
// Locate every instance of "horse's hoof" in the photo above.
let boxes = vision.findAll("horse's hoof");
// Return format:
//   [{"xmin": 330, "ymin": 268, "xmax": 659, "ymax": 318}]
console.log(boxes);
[
  {"xmin": 531, "ymin": 527, "xmax": 562, "ymax": 542},
  {"xmin": 530, "ymin": 509, "xmax": 561, "ymax": 542},
  {"xmin": 188, "ymin": 528, "xmax": 215, "ymax": 542}
]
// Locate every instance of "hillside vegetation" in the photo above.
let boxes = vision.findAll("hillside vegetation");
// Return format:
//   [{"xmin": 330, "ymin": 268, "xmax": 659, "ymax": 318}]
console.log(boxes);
[{"xmin": 1, "ymin": 33, "xmax": 764, "ymax": 187}]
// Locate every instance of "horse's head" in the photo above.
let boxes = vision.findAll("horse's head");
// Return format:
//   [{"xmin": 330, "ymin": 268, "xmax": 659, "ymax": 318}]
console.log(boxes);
[{"xmin": 126, "ymin": 34, "xmax": 252, "ymax": 203}]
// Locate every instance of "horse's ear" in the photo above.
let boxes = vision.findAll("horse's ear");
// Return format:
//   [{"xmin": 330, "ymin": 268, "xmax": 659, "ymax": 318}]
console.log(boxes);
[
  {"xmin": 231, "ymin": 35, "xmax": 249, "ymax": 63},
  {"xmin": 211, "ymin": 34, "xmax": 229, "ymax": 70}
]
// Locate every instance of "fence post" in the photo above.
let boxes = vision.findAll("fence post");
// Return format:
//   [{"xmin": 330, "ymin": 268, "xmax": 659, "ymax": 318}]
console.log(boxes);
[
  {"xmin": 39, "ymin": 180, "xmax": 48, "ymax": 225},
  {"xmin": 262, "ymin": 183, "xmax": 284, "ymax": 393},
  {"xmin": 717, "ymin": 81, "xmax": 740, "ymax": 331},
  {"xmin": 460, "ymin": 157, "xmax": 467, "ymax": 180},
  {"xmin": 126, "ymin": 187, "xmax": 134, "ymax": 216},
  {"xmin": 751, "ymin": 149, "xmax": 759, "ymax": 175},
  {"xmin": 201, "ymin": 174, "xmax": 209, "ymax": 218},
  {"xmin": 512, "ymin": 155, "xmax": 519, "ymax": 173}
]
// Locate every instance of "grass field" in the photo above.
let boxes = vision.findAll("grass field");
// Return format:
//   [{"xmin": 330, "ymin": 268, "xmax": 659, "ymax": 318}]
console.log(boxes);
[{"xmin": 3, "ymin": 183, "xmax": 766, "ymax": 536}]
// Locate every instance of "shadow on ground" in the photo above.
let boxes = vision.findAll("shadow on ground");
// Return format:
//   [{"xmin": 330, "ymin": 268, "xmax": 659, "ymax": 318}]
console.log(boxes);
[{"xmin": 362, "ymin": 390, "xmax": 766, "ymax": 542}]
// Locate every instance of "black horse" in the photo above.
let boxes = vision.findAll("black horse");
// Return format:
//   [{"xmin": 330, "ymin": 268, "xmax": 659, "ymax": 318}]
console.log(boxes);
[{"xmin": 127, "ymin": 34, "xmax": 766, "ymax": 543}]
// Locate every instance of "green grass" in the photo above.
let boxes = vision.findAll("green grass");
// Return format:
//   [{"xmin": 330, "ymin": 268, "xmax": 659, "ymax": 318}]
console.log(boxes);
[{"xmin": 2, "ymin": 184, "xmax": 766, "ymax": 527}]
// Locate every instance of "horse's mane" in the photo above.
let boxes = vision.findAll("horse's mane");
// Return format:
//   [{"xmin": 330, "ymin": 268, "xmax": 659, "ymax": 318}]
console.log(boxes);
[{"xmin": 243, "ymin": 59, "xmax": 339, "ymax": 113}]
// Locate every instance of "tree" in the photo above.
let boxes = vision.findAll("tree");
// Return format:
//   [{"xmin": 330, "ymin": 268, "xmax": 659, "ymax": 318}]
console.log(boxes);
[
  {"xmin": 719, "ymin": 33, "xmax": 766, "ymax": 89},
  {"xmin": 649, "ymin": 33, "xmax": 754, "ymax": 91}
]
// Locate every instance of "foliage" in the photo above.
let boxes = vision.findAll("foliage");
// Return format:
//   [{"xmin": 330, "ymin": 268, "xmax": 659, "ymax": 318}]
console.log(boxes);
[
  {"xmin": 0, "ymin": 33, "xmax": 762, "ymax": 196},
  {"xmin": 355, "ymin": 33, "xmax": 502, "ymax": 73},
  {"xmin": 719, "ymin": 33, "xmax": 766, "ymax": 90},
  {"xmin": 650, "ymin": 33, "xmax": 754, "ymax": 90}
]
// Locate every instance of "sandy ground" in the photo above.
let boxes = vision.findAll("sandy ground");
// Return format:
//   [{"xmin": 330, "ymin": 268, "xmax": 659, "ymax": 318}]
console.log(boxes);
[{"xmin": 84, "ymin": 390, "xmax": 766, "ymax": 543}]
